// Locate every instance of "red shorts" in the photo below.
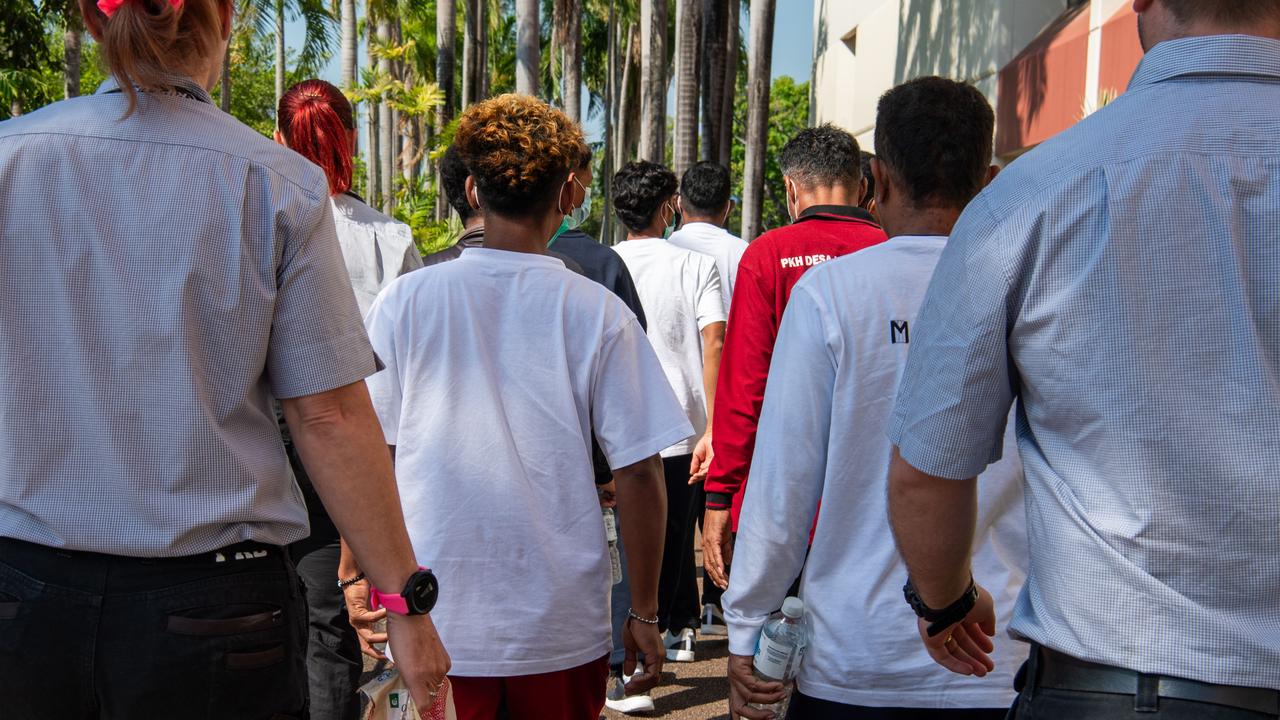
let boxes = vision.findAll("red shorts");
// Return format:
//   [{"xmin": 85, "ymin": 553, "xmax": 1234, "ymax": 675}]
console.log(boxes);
[{"xmin": 448, "ymin": 654, "xmax": 609, "ymax": 720}]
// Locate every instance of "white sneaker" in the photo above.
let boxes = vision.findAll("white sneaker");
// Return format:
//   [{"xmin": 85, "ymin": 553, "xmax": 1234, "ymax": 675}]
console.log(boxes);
[
  {"xmin": 605, "ymin": 671, "xmax": 655, "ymax": 714},
  {"xmin": 699, "ymin": 603, "xmax": 728, "ymax": 637},
  {"xmin": 663, "ymin": 628, "xmax": 696, "ymax": 662}
]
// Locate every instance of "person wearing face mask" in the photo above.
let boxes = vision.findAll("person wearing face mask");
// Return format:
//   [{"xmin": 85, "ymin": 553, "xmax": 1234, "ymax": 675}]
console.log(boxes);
[
  {"xmin": 610, "ymin": 161, "xmax": 727, "ymax": 690},
  {"xmin": 360, "ymin": 95, "xmax": 687, "ymax": 720},
  {"xmin": 700, "ymin": 125, "xmax": 887, "ymax": 601},
  {"xmin": 667, "ymin": 162, "xmax": 749, "ymax": 318}
]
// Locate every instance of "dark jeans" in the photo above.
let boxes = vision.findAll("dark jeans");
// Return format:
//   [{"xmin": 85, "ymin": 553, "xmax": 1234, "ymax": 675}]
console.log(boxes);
[
  {"xmin": 658, "ymin": 454, "xmax": 700, "ymax": 633},
  {"xmin": 292, "ymin": 533, "xmax": 362, "ymax": 720},
  {"xmin": 1008, "ymin": 648, "xmax": 1278, "ymax": 720},
  {"xmin": 0, "ymin": 536, "xmax": 306, "ymax": 720},
  {"xmin": 786, "ymin": 691, "xmax": 1006, "ymax": 719}
]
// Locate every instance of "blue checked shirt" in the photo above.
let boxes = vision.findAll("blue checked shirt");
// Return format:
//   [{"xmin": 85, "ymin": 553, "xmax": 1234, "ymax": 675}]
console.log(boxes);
[
  {"xmin": 0, "ymin": 78, "xmax": 378, "ymax": 557},
  {"xmin": 889, "ymin": 35, "xmax": 1280, "ymax": 690}
]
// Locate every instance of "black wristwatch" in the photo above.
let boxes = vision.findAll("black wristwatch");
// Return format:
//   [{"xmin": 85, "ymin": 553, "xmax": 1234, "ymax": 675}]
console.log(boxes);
[
  {"xmin": 903, "ymin": 576, "xmax": 978, "ymax": 637},
  {"xmin": 370, "ymin": 567, "xmax": 439, "ymax": 616}
]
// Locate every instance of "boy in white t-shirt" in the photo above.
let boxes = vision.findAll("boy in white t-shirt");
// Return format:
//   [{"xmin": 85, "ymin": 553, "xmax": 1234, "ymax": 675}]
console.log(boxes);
[
  {"xmin": 667, "ymin": 161, "xmax": 748, "ymax": 317},
  {"xmin": 610, "ymin": 161, "xmax": 727, "ymax": 682},
  {"xmin": 363, "ymin": 96, "xmax": 691, "ymax": 720},
  {"xmin": 723, "ymin": 78, "xmax": 1026, "ymax": 719}
]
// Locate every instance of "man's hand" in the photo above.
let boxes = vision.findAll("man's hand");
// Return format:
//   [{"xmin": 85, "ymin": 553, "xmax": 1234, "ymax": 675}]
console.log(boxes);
[
  {"xmin": 343, "ymin": 580, "xmax": 389, "ymax": 660},
  {"xmin": 917, "ymin": 584, "xmax": 997, "ymax": 677},
  {"xmin": 597, "ymin": 480, "xmax": 618, "ymax": 509},
  {"xmin": 387, "ymin": 613, "xmax": 452, "ymax": 712},
  {"xmin": 727, "ymin": 654, "xmax": 785, "ymax": 719},
  {"xmin": 702, "ymin": 508, "xmax": 734, "ymax": 589},
  {"xmin": 621, "ymin": 617, "xmax": 664, "ymax": 695},
  {"xmin": 689, "ymin": 434, "xmax": 714, "ymax": 484}
]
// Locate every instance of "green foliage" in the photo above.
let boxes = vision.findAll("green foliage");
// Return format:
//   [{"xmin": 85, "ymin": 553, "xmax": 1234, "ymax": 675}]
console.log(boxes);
[
  {"xmin": 218, "ymin": 28, "xmax": 282, "ymax": 136},
  {"xmin": 731, "ymin": 75, "xmax": 810, "ymax": 234},
  {"xmin": 393, "ymin": 177, "xmax": 460, "ymax": 256}
]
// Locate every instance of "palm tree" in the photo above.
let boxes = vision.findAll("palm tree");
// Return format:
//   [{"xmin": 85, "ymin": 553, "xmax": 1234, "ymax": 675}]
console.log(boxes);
[
  {"xmin": 740, "ymin": 0, "xmax": 775, "ymax": 242},
  {"xmin": 516, "ymin": 0, "xmax": 539, "ymax": 96},
  {"xmin": 564, "ymin": 0, "xmax": 583, "ymax": 123},
  {"xmin": 638, "ymin": 0, "xmax": 665, "ymax": 162},
  {"xmin": 672, "ymin": 0, "xmax": 700, "ymax": 179},
  {"xmin": 240, "ymin": 0, "xmax": 337, "ymax": 108},
  {"xmin": 377, "ymin": 16, "xmax": 395, "ymax": 212},
  {"xmin": 462, "ymin": 0, "xmax": 485, "ymax": 106},
  {"xmin": 699, "ymin": 0, "xmax": 725, "ymax": 162},
  {"xmin": 63, "ymin": 0, "xmax": 82, "ymax": 99},
  {"xmin": 340, "ymin": 0, "xmax": 357, "ymax": 89},
  {"xmin": 719, "ymin": 0, "xmax": 739, "ymax": 167}
]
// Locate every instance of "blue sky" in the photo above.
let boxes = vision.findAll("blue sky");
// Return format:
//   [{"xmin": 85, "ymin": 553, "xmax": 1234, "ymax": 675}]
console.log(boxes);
[{"xmin": 289, "ymin": 0, "xmax": 815, "ymax": 91}]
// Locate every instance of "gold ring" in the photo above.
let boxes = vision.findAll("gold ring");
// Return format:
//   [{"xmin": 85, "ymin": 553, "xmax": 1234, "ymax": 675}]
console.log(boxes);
[{"xmin": 945, "ymin": 635, "xmax": 956, "ymax": 646}]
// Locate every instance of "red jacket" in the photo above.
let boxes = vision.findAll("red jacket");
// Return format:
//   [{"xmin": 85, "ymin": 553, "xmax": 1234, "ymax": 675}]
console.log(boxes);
[{"xmin": 704, "ymin": 206, "xmax": 887, "ymax": 530}]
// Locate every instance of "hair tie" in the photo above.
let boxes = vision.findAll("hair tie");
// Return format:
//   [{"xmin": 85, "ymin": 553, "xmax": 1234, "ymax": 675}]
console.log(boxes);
[{"xmin": 97, "ymin": 0, "xmax": 183, "ymax": 18}]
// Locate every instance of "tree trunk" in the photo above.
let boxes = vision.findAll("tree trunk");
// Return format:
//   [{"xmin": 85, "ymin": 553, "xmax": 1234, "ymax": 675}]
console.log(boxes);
[
  {"xmin": 564, "ymin": 0, "xmax": 582, "ymax": 123},
  {"xmin": 551, "ymin": 0, "xmax": 565, "ymax": 104},
  {"xmin": 515, "ymin": 0, "xmax": 539, "ymax": 96},
  {"xmin": 437, "ymin": 0, "xmax": 458, "ymax": 218},
  {"xmin": 700, "ymin": 0, "xmax": 726, "ymax": 163},
  {"xmin": 638, "ymin": 0, "xmax": 667, "ymax": 163},
  {"xmin": 220, "ymin": 43, "xmax": 232, "ymax": 111},
  {"xmin": 366, "ymin": 14, "xmax": 380, "ymax": 204},
  {"xmin": 719, "ymin": 0, "xmax": 740, "ymax": 167},
  {"xmin": 673, "ymin": 0, "xmax": 700, "ymax": 179},
  {"xmin": 64, "ymin": 1, "xmax": 82, "ymax": 98},
  {"xmin": 340, "ymin": 0, "xmax": 357, "ymax": 89},
  {"xmin": 602, "ymin": 0, "xmax": 617, "ymax": 244},
  {"xmin": 274, "ymin": 0, "xmax": 286, "ymax": 108},
  {"xmin": 463, "ymin": 0, "xmax": 478, "ymax": 106},
  {"xmin": 378, "ymin": 18, "xmax": 395, "ymax": 212},
  {"xmin": 478, "ymin": 0, "xmax": 490, "ymax": 99},
  {"xmin": 615, "ymin": 22, "xmax": 636, "ymax": 175},
  {"xmin": 740, "ymin": 0, "xmax": 775, "ymax": 242}
]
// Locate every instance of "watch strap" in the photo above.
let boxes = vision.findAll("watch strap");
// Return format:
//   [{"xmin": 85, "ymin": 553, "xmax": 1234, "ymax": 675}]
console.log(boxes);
[
  {"xmin": 369, "ymin": 586, "xmax": 410, "ymax": 615},
  {"xmin": 903, "ymin": 577, "xmax": 978, "ymax": 637}
]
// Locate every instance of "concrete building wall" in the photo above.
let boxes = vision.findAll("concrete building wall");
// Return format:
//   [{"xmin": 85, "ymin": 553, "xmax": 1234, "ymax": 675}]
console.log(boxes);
[{"xmin": 813, "ymin": 0, "xmax": 1141, "ymax": 155}]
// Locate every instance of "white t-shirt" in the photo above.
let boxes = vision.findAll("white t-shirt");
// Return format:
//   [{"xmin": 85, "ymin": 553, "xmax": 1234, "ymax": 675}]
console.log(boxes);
[
  {"xmin": 612, "ymin": 237, "xmax": 726, "ymax": 457},
  {"xmin": 331, "ymin": 192, "xmax": 422, "ymax": 316},
  {"xmin": 723, "ymin": 236, "xmax": 1028, "ymax": 708},
  {"xmin": 364, "ymin": 248, "xmax": 693, "ymax": 677},
  {"xmin": 667, "ymin": 221, "xmax": 749, "ymax": 316}
]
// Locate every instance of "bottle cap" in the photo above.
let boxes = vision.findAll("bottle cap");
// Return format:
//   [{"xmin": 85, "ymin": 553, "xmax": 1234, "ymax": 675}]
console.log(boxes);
[{"xmin": 781, "ymin": 596, "xmax": 804, "ymax": 619}]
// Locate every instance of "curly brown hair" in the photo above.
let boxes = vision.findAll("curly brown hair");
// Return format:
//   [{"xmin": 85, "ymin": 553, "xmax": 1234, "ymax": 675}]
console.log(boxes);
[{"xmin": 454, "ymin": 94, "xmax": 585, "ymax": 217}]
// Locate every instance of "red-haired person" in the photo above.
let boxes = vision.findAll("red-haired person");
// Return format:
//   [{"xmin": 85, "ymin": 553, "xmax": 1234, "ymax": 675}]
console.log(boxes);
[
  {"xmin": 273, "ymin": 78, "xmax": 422, "ymax": 720},
  {"xmin": 0, "ymin": 1, "xmax": 447, "ymax": 717}
]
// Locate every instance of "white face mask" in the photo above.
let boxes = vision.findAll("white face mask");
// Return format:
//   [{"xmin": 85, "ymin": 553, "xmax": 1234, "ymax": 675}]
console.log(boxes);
[{"xmin": 567, "ymin": 179, "xmax": 592, "ymax": 230}]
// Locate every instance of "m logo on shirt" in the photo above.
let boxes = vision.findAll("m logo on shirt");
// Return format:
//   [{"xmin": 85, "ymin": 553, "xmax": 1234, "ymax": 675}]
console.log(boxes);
[{"xmin": 890, "ymin": 320, "xmax": 910, "ymax": 344}]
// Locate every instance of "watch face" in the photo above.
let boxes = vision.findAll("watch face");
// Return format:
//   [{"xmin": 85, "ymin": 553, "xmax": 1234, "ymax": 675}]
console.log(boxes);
[{"xmin": 406, "ymin": 570, "xmax": 439, "ymax": 615}]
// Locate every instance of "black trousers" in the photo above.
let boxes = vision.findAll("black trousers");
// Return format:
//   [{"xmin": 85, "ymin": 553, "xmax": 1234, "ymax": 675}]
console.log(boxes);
[
  {"xmin": 291, "ymin": 533, "xmax": 362, "ymax": 720},
  {"xmin": 0, "ymin": 536, "xmax": 307, "ymax": 720},
  {"xmin": 786, "ymin": 691, "xmax": 1007, "ymax": 719},
  {"xmin": 657, "ymin": 454, "xmax": 700, "ymax": 633}
]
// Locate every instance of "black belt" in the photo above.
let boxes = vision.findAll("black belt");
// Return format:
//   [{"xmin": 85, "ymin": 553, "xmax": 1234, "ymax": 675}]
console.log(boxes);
[{"xmin": 1034, "ymin": 645, "xmax": 1279, "ymax": 716}]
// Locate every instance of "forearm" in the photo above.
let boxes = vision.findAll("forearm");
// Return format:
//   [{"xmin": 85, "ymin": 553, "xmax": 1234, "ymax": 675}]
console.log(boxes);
[
  {"xmin": 887, "ymin": 447, "xmax": 977, "ymax": 607},
  {"xmin": 614, "ymin": 454, "xmax": 667, "ymax": 615},
  {"xmin": 700, "ymin": 323, "xmax": 725, "ymax": 431},
  {"xmin": 283, "ymin": 382, "xmax": 418, "ymax": 593}
]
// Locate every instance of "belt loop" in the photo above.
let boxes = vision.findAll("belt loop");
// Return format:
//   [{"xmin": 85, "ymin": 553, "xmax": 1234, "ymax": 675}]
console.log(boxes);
[{"xmin": 1135, "ymin": 673, "xmax": 1159, "ymax": 713}]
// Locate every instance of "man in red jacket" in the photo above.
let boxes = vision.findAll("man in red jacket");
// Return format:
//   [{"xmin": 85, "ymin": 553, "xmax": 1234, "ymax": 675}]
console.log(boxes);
[{"xmin": 700, "ymin": 125, "xmax": 887, "ymax": 594}]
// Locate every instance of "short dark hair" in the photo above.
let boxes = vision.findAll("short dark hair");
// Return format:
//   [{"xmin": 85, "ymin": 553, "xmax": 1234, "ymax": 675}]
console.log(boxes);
[
  {"xmin": 859, "ymin": 151, "xmax": 876, "ymax": 208},
  {"xmin": 612, "ymin": 161, "xmax": 678, "ymax": 233},
  {"xmin": 778, "ymin": 124, "xmax": 862, "ymax": 189},
  {"xmin": 680, "ymin": 162, "xmax": 732, "ymax": 216},
  {"xmin": 1161, "ymin": 0, "xmax": 1280, "ymax": 25},
  {"xmin": 440, "ymin": 145, "xmax": 473, "ymax": 223},
  {"xmin": 874, "ymin": 77, "xmax": 994, "ymax": 209}
]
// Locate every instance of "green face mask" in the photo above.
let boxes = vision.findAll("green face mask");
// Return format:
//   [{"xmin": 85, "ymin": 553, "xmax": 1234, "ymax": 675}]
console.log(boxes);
[
  {"xmin": 661, "ymin": 202, "xmax": 679, "ymax": 239},
  {"xmin": 549, "ymin": 218, "xmax": 570, "ymax": 247}
]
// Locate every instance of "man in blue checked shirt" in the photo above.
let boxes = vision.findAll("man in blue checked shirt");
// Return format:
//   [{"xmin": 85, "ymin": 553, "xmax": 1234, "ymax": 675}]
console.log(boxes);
[{"xmin": 887, "ymin": 1, "xmax": 1280, "ymax": 719}]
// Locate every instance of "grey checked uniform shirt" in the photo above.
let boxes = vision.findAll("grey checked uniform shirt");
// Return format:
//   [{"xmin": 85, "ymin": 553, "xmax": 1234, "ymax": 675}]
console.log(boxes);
[
  {"xmin": 0, "ymin": 78, "xmax": 378, "ymax": 557},
  {"xmin": 889, "ymin": 35, "xmax": 1280, "ymax": 690}
]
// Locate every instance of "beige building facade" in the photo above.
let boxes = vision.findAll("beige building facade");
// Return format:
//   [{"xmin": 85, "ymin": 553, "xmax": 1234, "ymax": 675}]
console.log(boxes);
[{"xmin": 812, "ymin": 0, "xmax": 1143, "ymax": 159}]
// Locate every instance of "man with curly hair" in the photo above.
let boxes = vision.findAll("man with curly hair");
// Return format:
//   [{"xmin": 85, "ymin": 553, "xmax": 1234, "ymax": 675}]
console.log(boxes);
[{"xmin": 356, "ymin": 95, "xmax": 690, "ymax": 720}]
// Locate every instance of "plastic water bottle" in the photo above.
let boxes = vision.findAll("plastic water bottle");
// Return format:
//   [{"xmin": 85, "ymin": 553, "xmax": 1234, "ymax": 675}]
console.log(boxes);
[
  {"xmin": 750, "ymin": 597, "xmax": 811, "ymax": 718},
  {"xmin": 603, "ymin": 508, "xmax": 622, "ymax": 584}
]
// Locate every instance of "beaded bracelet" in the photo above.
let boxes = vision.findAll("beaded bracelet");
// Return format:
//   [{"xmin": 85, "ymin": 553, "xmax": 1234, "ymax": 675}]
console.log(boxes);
[
  {"xmin": 628, "ymin": 608, "xmax": 660, "ymax": 625},
  {"xmin": 337, "ymin": 572, "xmax": 367, "ymax": 590}
]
